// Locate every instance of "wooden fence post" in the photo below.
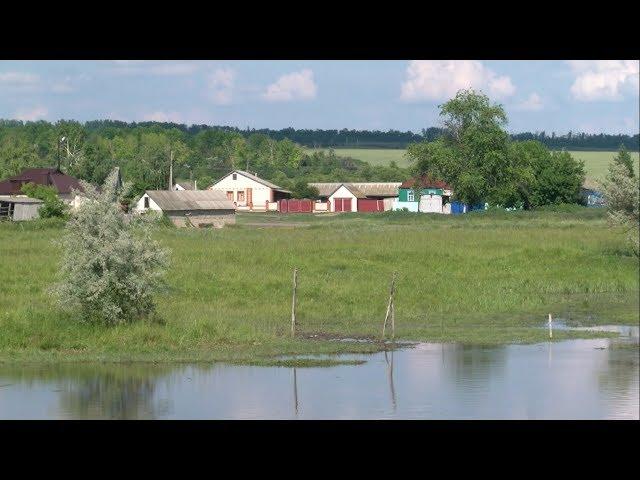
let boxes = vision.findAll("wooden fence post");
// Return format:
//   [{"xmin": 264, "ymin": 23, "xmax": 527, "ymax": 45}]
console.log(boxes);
[
  {"xmin": 548, "ymin": 313, "xmax": 553, "ymax": 339},
  {"xmin": 291, "ymin": 268, "xmax": 298, "ymax": 337},
  {"xmin": 382, "ymin": 272, "xmax": 397, "ymax": 340}
]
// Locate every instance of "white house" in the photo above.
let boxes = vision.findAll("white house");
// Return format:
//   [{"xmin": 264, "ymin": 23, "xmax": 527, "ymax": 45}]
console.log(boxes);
[{"xmin": 208, "ymin": 170, "xmax": 291, "ymax": 211}]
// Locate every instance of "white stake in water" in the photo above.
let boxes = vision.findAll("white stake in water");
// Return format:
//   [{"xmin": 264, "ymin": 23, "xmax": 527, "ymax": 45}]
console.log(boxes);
[{"xmin": 548, "ymin": 313, "xmax": 553, "ymax": 339}]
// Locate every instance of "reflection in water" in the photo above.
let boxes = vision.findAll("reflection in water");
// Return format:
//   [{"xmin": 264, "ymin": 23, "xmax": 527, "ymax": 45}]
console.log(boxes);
[
  {"xmin": 384, "ymin": 350, "xmax": 397, "ymax": 413},
  {"xmin": 0, "ymin": 334, "xmax": 637, "ymax": 419},
  {"xmin": 292, "ymin": 368, "xmax": 299, "ymax": 418}
]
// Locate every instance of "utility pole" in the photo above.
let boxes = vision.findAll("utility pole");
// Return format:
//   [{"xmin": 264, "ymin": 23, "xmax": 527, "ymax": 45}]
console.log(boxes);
[{"xmin": 169, "ymin": 149, "xmax": 174, "ymax": 190}]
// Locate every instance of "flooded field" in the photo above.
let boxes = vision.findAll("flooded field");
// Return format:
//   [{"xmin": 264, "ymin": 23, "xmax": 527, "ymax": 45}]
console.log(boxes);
[{"xmin": 1, "ymin": 328, "xmax": 637, "ymax": 419}]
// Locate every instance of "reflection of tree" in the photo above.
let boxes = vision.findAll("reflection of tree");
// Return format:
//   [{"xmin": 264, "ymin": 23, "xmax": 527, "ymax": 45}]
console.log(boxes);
[
  {"xmin": 597, "ymin": 344, "xmax": 640, "ymax": 412},
  {"xmin": 442, "ymin": 344, "xmax": 508, "ymax": 387},
  {"xmin": 0, "ymin": 364, "xmax": 180, "ymax": 419},
  {"xmin": 384, "ymin": 350, "xmax": 396, "ymax": 413}
]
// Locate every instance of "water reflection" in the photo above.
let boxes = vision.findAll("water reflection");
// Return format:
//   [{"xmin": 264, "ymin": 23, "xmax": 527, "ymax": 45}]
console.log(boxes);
[{"xmin": 0, "ymin": 334, "xmax": 637, "ymax": 419}]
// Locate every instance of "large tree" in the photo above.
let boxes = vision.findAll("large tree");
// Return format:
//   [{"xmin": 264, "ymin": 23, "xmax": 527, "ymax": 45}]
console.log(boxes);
[{"xmin": 407, "ymin": 89, "xmax": 585, "ymax": 208}]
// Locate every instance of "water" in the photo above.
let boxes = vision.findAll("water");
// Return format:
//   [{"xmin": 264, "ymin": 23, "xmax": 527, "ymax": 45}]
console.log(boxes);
[{"xmin": 0, "ymin": 330, "xmax": 637, "ymax": 419}]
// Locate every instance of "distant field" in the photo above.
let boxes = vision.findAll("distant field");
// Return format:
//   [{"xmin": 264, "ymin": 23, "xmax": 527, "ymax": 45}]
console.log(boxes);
[{"xmin": 307, "ymin": 148, "xmax": 640, "ymax": 182}]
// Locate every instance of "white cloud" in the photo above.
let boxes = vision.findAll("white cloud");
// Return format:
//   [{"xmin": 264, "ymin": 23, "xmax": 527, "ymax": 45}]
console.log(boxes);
[
  {"xmin": 14, "ymin": 106, "xmax": 48, "ymax": 121},
  {"xmin": 568, "ymin": 60, "xmax": 639, "ymax": 101},
  {"xmin": 0, "ymin": 72, "xmax": 40, "ymax": 87},
  {"xmin": 142, "ymin": 111, "xmax": 184, "ymax": 123},
  {"xmin": 262, "ymin": 69, "xmax": 317, "ymax": 102},
  {"xmin": 400, "ymin": 60, "xmax": 516, "ymax": 102},
  {"xmin": 111, "ymin": 61, "xmax": 200, "ymax": 76},
  {"xmin": 515, "ymin": 92, "xmax": 544, "ymax": 111},
  {"xmin": 207, "ymin": 68, "xmax": 235, "ymax": 105}
]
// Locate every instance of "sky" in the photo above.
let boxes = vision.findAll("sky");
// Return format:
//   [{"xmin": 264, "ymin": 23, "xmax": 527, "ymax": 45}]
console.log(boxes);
[{"xmin": 0, "ymin": 60, "xmax": 638, "ymax": 134}]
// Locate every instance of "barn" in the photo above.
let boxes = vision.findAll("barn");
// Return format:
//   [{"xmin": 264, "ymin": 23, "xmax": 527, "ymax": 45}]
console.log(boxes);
[
  {"xmin": 134, "ymin": 190, "xmax": 236, "ymax": 228},
  {"xmin": 208, "ymin": 170, "xmax": 291, "ymax": 211},
  {"xmin": 309, "ymin": 182, "xmax": 401, "ymax": 212},
  {"xmin": 0, "ymin": 196, "xmax": 44, "ymax": 221}
]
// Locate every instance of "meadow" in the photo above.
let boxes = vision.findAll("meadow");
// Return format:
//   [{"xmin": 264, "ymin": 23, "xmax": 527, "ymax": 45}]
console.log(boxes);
[
  {"xmin": 0, "ymin": 208, "xmax": 638, "ymax": 363},
  {"xmin": 306, "ymin": 148, "xmax": 640, "ymax": 182}
]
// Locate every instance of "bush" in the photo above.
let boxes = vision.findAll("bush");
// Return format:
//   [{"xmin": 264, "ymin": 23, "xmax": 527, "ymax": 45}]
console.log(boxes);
[
  {"xmin": 20, "ymin": 182, "xmax": 68, "ymax": 219},
  {"xmin": 53, "ymin": 170, "xmax": 170, "ymax": 324}
]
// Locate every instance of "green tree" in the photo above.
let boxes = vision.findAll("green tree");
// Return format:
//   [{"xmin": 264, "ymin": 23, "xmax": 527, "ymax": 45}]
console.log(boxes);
[
  {"xmin": 290, "ymin": 180, "xmax": 319, "ymax": 199},
  {"xmin": 20, "ymin": 182, "xmax": 68, "ymax": 219},
  {"xmin": 53, "ymin": 170, "xmax": 170, "ymax": 324},
  {"xmin": 612, "ymin": 144, "xmax": 635, "ymax": 178}
]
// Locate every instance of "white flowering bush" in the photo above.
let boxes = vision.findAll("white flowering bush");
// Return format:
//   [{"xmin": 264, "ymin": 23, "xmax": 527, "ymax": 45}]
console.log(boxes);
[
  {"xmin": 54, "ymin": 170, "xmax": 170, "ymax": 324},
  {"xmin": 601, "ymin": 161, "xmax": 639, "ymax": 257}
]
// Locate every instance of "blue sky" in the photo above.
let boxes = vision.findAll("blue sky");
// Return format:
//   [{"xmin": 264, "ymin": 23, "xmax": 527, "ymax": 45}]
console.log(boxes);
[{"xmin": 1, "ymin": 60, "xmax": 638, "ymax": 134}]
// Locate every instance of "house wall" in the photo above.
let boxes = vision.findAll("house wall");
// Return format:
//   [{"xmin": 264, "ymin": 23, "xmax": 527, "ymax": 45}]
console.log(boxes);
[
  {"xmin": 399, "ymin": 188, "xmax": 444, "ymax": 202},
  {"xmin": 393, "ymin": 200, "xmax": 419, "ymax": 212},
  {"xmin": 12, "ymin": 202, "xmax": 41, "ymax": 221},
  {"xmin": 328, "ymin": 185, "xmax": 358, "ymax": 212},
  {"xmin": 133, "ymin": 193, "xmax": 162, "ymax": 212},
  {"xmin": 209, "ymin": 172, "xmax": 273, "ymax": 208},
  {"xmin": 164, "ymin": 210, "xmax": 235, "ymax": 228}
]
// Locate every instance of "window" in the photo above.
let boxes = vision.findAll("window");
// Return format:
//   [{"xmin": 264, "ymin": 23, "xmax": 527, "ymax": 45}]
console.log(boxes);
[
  {"xmin": 237, "ymin": 190, "xmax": 245, "ymax": 202},
  {"xmin": 226, "ymin": 191, "xmax": 233, "ymax": 201},
  {"xmin": 407, "ymin": 191, "xmax": 415, "ymax": 202},
  {"xmin": 232, "ymin": 173, "xmax": 237, "ymax": 180},
  {"xmin": 144, "ymin": 196, "xmax": 149, "ymax": 208}
]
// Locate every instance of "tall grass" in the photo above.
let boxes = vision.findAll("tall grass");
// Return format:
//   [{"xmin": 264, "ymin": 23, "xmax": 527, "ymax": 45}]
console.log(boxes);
[{"xmin": 0, "ymin": 208, "xmax": 637, "ymax": 362}]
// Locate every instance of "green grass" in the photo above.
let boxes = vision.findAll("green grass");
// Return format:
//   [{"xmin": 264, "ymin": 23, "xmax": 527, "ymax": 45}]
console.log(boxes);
[
  {"xmin": 0, "ymin": 208, "xmax": 637, "ymax": 363},
  {"xmin": 307, "ymin": 148, "xmax": 640, "ymax": 183}
]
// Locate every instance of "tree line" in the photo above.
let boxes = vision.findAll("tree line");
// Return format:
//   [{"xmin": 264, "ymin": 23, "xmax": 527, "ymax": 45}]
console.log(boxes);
[{"xmin": 2, "ymin": 118, "xmax": 636, "ymax": 151}]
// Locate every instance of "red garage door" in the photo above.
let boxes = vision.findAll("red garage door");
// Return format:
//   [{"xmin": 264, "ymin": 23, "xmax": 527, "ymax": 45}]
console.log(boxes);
[
  {"xmin": 334, "ymin": 198, "xmax": 352, "ymax": 212},
  {"xmin": 357, "ymin": 199, "xmax": 384, "ymax": 212}
]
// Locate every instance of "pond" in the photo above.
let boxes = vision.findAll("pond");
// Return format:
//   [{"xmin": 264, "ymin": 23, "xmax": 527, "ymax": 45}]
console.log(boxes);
[{"xmin": 0, "ymin": 328, "xmax": 637, "ymax": 419}]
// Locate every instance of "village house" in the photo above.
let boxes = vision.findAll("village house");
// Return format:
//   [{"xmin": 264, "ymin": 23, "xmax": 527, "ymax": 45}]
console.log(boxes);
[
  {"xmin": 208, "ymin": 170, "xmax": 291, "ymax": 211},
  {"xmin": 134, "ymin": 190, "xmax": 236, "ymax": 228},
  {"xmin": 394, "ymin": 176, "xmax": 453, "ymax": 213},
  {"xmin": 0, "ymin": 167, "xmax": 85, "ymax": 221},
  {"xmin": 308, "ymin": 182, "xmax": 401, "ymax": 212}
]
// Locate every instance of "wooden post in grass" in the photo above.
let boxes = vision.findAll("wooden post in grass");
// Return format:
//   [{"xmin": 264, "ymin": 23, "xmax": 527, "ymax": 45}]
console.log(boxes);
[
  {"xmin": 548, "ymin": 313, "xmax": 553, "ymax": 339},
  {"xmin": 382, "ymin": 272, "xmax": 397, "ymax": 340},
  {"xmin": 291, "ymin": 268, "xmax": 298, "ymax": 337}
]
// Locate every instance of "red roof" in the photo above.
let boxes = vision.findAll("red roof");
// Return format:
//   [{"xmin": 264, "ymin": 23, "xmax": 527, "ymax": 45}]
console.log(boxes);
[
  {"xmin": 400, "ymin": 175, "xmax": 451, "ymax": 190},
  {"xmin": 0, "ymin": 168, "xmax": 84, "ymax": 195}
]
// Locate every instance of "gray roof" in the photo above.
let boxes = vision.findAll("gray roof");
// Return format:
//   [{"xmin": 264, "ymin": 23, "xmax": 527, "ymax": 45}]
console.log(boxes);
[
  {"xmin": 0, "ymin": 195, "xmax": 44, "ymax": 204},
  {"xmin": 145, "ymin": 190, "xmax": 234, "ymax": 211},
  {"xmin": 309, "ymin": 182, "xmax": 402, "ymax": 198},
  {"xmin": 218, "ymin": 170, "xmax": 291, "ymax": 193},
  {"xmin": 174, "ymin": 180, "xmax": 194, "ymax": 190}
]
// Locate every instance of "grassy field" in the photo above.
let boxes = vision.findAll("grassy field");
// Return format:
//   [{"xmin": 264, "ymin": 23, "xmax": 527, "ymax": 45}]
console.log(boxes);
[
  {"xmin": 307, "ymin": 148, "xmax": 640, "ymax": 182},
  {"xmin": 0, "ymin": 209, "xmax": 638, "ymax": 363}
]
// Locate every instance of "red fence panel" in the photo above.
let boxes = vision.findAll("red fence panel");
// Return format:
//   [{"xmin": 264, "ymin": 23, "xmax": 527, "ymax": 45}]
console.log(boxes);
[
  {"xmin": 357, "ymin": 199, "xmax": 384, "ymax": 212},
  {"xmin": 278, "ymin": 199, "xmax": 313, "ymax": 213}
]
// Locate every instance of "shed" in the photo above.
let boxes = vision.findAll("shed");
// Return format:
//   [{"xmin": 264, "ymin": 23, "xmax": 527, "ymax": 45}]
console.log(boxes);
[
  {"xmin": 134, "ymin": 190, "xmax": 236, "ymax": 228},
  {"xmin": 0, "ymin": 195, "xmax": 44, "ymax": 221}
]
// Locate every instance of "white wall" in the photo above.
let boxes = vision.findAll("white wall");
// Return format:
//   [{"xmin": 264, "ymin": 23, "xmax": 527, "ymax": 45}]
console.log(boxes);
[
  {"xmin": 393, "ymin": 200, "xmax": 419, "ymax": 212},
  {"xmin": 134, "ymin": 193, "xmax": 162, "ymax": 213},
  {"xmin": 419, "ymin": 194, "xmax": 443, "ymax": 213},
  {"xmin": 209, "ymin": 172, "xmax": 273, "ymax": 208},
  {"xmin": 328, "ymin": 185, "xmax": 358, "ymax": 212}
]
